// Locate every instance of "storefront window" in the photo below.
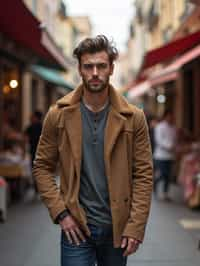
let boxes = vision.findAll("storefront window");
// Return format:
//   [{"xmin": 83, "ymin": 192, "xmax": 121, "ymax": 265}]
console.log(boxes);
[
  {"xmin": 3, "ymin": 67, "xmax": 20, "ymax": 129},
  {"xmin": 1, "ymin": 66, "xmax": 23, "ymax": 150}
]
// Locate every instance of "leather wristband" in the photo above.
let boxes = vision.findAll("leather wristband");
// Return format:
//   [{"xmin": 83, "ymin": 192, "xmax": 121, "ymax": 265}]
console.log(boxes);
[{"xmin": 56, "ymin": 209, "xmax": 70, "ymax": 223}]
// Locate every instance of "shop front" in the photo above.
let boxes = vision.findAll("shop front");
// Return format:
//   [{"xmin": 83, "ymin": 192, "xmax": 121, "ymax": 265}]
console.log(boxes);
[
  {"xmin": 0, "ymin": 0, "xmax": 71, "ymax": 149},
  {"xmin": 0, "ymin": 0, "xmax": 71, "ymax": 205},
  {"xmin": 128, "ymin": 30, "xmax": 200, "ymax": 208}
]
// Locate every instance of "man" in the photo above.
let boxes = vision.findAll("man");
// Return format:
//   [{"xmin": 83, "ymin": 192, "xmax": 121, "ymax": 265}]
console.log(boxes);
[
  {"xmin": 153, "ymin": 110, "xmax": 176, "ymax": 201},
  {"xmin": 25, "ymin": 111, "xmax": 43, "ymax": 165},
  {"xmin": 25, "ymin": 110, "xmax": 43, "ymax": 194},
  {"xmin": 33, "ymin": 35, "xmax": 153, "ymax": 266}
]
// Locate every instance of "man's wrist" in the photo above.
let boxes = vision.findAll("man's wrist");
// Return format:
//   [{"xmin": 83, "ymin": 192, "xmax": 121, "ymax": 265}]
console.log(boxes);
[{"xmin": 56, "ymin": 210, "xmax": 70, "ymax": 223}]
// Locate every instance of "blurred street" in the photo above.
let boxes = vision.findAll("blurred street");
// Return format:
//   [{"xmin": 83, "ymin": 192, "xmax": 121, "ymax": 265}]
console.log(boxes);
[
  {"xmin": 1, "ymin": 1, "xmax": 200, "ymax": 266},
  {"xmin": 0, "ymin": 186, "xmax": 200, "ymax": 266}
]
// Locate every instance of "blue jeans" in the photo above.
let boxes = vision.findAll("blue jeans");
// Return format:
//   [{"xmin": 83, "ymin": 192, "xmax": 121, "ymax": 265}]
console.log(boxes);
[
  {"xmin": 154, "ymin": 159, "xmax": 173, "ymax": 194},
  {"xmin": 61, "ymin": 224, "xmax": 127, "ymax": 266}
]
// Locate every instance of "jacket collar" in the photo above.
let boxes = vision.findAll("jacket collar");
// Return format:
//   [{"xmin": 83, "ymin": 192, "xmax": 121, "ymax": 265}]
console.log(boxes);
[{"xmin": 56, "ymin": 84, "xmax": 133, "ymax": 115}]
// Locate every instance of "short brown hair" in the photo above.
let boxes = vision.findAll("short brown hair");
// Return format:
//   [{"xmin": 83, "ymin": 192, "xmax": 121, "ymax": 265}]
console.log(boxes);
[{"xmin": 73, "ymin": 35, "xmax": 119, "ymax": 65}]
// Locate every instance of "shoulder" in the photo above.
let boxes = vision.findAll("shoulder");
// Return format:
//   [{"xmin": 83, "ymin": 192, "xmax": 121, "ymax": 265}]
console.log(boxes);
[
  {"xmin": 125, "ymin": 102, "xmax": 147, "ymax": 125},
  {"xmin": 43, "ymin": 104, "xmax": 64, "ymax": 128},
  {"xmin": 124, "ymin": 104, "xmax": 148, "ymax": 132},
  {"xmin": 127, "ymin": 104, "xmax": 144, "ymax": 116},
  {"xmin": 116, "ymin": 91, "xmax": 145, "ymax": 119}
]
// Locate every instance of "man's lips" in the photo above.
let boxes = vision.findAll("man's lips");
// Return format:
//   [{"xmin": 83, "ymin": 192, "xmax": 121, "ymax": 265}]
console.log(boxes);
[{"xmin": 89, "ymin": 80, "xmax": 101, "ymax": 84}]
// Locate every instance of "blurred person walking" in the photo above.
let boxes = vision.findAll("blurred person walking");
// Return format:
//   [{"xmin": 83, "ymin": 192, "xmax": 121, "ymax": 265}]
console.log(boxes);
[
  {"xmin": 147, "ymin": 115, "xmax": 158, "ymax": 153},
  {"xmin": 33, "ymin": 35, "xmax": 153, "ymax": 266},
  {"xmin": 153, "ymin": 110, "xmax": 177, "ymax": 201},
  {"xmin": 25, "ymin": 110, "xmax": 43, "ymax": 194}
]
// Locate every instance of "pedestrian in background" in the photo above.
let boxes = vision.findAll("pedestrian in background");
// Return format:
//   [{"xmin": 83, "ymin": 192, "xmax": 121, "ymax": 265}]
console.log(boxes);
[
  {"xmin": 153, "ymin": 110, "xmax": 177, "ymax": 201},
  {"xmin": 33, "ymin": 35, "xmax": 153, "ymax": 266},
  {"xmin": 25, "ymin": 110, "xmax": 43, "ymax": 194},
  {"xmin": 147, "ymin": 115, "xmax": 158, "ymax": 153}
]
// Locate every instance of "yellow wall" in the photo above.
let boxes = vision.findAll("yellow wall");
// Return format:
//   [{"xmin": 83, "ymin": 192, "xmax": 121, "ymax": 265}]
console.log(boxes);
[
  {"xmin": 23, "ymin": 0, "xmax": 61, "ymax": 37},
  {"xmin": 148, "ymin": 0, "xmax": 187, "ymax": 50}
]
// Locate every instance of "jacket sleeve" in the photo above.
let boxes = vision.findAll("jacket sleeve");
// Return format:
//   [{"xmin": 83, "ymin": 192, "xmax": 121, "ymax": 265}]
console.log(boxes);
[
  {"xmin": 123, "ymin": 110, "xmax": 153, "ymax": 242},
  {"xmin": 33, "ymin": 107, "xmax": 66, "ymax": 223}
]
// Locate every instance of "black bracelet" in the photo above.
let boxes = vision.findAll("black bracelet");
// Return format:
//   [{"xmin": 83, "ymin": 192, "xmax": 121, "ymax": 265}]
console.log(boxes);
[{"xmin": 57, "ymin": 210, "xmax": 70, "ymax": 222}]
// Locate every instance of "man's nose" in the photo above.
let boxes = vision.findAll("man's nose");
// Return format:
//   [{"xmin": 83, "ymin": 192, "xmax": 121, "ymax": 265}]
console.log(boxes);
[{"xmin": 92, "ymin": 66, "xmax": 98, "ymax": 76}]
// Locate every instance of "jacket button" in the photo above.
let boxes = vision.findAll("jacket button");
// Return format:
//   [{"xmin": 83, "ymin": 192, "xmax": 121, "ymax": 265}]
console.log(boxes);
[{"xmin": 124, "ymin": 198, "xmax": 128, "ymax": 202}]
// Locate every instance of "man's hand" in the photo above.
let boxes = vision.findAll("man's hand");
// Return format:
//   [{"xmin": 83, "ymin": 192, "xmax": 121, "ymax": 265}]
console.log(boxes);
[
  {"xmin": 121, "ymin": 237, "xmax": 141, "ymax": 257},
  {"xmin": 59, "ymin": 215, "xmax": 86, "ymax": 245}
]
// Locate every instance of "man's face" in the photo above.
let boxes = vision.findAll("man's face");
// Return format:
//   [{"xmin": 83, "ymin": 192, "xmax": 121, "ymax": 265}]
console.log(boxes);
[{"xmin": 78, "ymin": 51, "xmax": 114, "ymax": 93}]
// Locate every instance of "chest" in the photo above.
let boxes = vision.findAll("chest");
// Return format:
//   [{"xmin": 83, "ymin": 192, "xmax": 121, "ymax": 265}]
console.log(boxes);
[{"xmin": 81, "ymin": 103, "xmax": 109, "ymax": 146}]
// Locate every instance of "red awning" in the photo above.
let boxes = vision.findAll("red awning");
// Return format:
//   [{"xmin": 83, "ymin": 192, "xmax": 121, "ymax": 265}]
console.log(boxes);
[
  {"xmin": 149, "ymin": 43, "xmax": 200, "ymax": 86},
  {"xmin": 0, "ymin": 0, "xmax": 69, "ymax": 70},
  {"xmin": 141, "ymin": 30, "xmax": 200, "ymax": 71},
  {"xmin": 150, "ymin": 71, "xmax": 178, "ymax": 87},
  {"xmin": 128, "ymin": 41, "xmax": 200, "ymax": 99},
  {"xmin": 127, "ymin": 80, "xmax": 151, "ymax": 100}
]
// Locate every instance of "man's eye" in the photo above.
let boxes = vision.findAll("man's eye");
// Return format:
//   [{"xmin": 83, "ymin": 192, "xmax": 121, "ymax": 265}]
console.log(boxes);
[
  {"xmin": 83, "ymin": 64, "xmax": 93, "ymax": 69},
  {"xmin": 97, "ymin": 64, "xmax": 107, "ymax": 69},
  {"xmin": 83, "ymin": 63, "xmax": 108, "ymax": 70}
]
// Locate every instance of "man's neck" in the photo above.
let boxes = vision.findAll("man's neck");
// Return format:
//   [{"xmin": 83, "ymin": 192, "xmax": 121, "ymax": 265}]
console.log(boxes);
[{"xmin": 82, "ymin": 86, "xmax": 109, "ymax": 112}]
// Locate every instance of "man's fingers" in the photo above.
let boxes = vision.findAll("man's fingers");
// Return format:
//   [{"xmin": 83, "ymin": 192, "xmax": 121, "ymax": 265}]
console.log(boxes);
[
  {"xmin": 61, "ymin": 215, "xmax": 86, "ymax": 245},
  {"xmin": 121, "ymin": 237, "xmax": 127, "ymax": 248},
  {"xmin": 123, "ymin": 239, "xmax": 139, "ymax": 257},
  {"xmin": 70, "ymin": 229, "xmax": 80, "ymax": 245},
  {"xmin": 65, "ymin": 231, "xmax": 73, "ymax": 244},
  {"xmin": 65, "ymin": 227, "xmax": 86, "ymax": 245},
  {"xmin": 123, "ymin": 242, "xmax": 132, "ymax": 257},
  {"xmin": 75, "ymin": 227, "xmax": 86, "ymax": 242}
]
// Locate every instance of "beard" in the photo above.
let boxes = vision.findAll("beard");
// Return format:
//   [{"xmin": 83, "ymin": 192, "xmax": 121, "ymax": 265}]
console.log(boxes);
[{"xmin": 82, "ymin": 77, "xmax": 109, "ymax": 93}]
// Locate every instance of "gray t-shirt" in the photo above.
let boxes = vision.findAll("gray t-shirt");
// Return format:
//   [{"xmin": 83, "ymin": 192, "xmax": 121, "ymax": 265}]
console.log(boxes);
[{"xmin": 79, "ymin": 101, "xmax": 112, "ymax": 226}]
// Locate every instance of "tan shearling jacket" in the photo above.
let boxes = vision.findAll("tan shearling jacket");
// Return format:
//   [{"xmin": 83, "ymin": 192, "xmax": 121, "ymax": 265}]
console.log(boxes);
[{"xmin": 33, "ymin": 84, "xmax": 153, "ymax": 248}]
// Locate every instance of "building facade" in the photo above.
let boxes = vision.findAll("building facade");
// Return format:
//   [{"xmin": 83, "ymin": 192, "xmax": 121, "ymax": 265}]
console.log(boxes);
[
  {"xmin": 127, "ymin": 0, "xmax": 200, "ymax": 138},
  {"xmin": 0, "ymin": 0, "xmax": 72, "ymax": 149},
  {"xmin": 128, "ymin": 0, "xmax": 196, "ymax": 76},
  {"xmin": 23, "ymin": 0, "xmax": 91, "ymax": 129}
]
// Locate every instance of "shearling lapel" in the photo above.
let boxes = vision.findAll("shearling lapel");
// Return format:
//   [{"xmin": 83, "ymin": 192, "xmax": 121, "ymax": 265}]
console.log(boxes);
[
  {"xmin": 104, "ymin": 106, "xmax": 126, "ymax": 161},
  {"xmin": 63, "ymin": 105, "xmax": 82, "ymax": 177},
  {"xmin": 57, "ymin": 84, "xmax": 132, "ymax": 177},
  {"xmin": 104, "ymin": 85, "xmax": 132, "ymax": 161},
  {"xmin": 57, "ymin": 85, "xmax": 83, "ymax": 176}
]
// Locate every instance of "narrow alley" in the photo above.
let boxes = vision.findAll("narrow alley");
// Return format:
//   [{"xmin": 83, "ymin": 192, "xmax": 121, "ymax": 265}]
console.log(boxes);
[{"xmin": 1, "ymin": 1, "xmax": 200, "ymax": 266}]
